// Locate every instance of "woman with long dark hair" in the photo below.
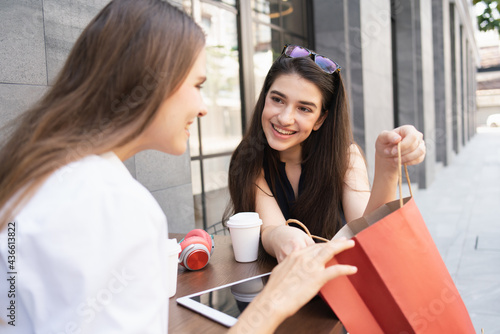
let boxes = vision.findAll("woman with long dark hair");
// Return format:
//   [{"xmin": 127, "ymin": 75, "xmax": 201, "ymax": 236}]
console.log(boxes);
[
  {"xmin": 225, "ymin": 45, "xmax": 426, "ymax": 262},
  {"xmin": 0, "ymin": 2, "xmax": 357, "ymax": 333}
]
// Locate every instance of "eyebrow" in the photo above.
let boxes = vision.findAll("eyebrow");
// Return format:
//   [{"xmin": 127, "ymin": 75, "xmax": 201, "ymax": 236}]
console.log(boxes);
[{"xmin": 269, "ymin": 90, "xmax": 318, "ymax": 108}]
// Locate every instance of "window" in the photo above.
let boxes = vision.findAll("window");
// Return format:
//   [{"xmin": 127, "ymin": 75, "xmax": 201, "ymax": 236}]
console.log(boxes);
[
  {"xmin": 190, "ymin": 0, "xmax": 241, "ymax": 229},
  {"xmin": 189, "ymin": 0, "xmax": 312, "ymax": 230},
  {"xmin": 251, "ymin": 0, "xmax": 311, "ymax": 101}
]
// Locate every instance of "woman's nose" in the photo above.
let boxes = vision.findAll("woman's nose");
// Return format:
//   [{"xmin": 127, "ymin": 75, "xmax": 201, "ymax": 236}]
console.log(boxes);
[
  {"xmin": 198, "ymin": 102, "xmax": 208, "ymax": 117},
  {"xmin": 277, "ymin": 106, "xmax": 294, "ymax": 125}
]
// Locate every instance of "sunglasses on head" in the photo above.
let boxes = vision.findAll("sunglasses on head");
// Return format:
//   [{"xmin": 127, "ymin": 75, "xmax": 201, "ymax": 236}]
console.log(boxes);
[{"xmin": 281, "ymin": 44, "xmax": 341, "ymax": 74}]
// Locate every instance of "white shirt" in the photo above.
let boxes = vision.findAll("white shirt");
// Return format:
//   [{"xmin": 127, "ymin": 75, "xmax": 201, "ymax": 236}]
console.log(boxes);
[{"xmin": 0, "ymin": 152, "xmax": 169, "ymax": 333}]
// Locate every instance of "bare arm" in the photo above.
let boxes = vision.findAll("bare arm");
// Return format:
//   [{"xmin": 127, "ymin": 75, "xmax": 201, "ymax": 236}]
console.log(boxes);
[
  {"xmin": 343, "ymin": 125, "xmax": 426, "ymax": 223},
  {"xmin": 368, "ymin": 125, "xmax": 425, "ymax": 214},
  {"xmin": 255, "ymin": 171, "xmax": 314, "ymax": 262},
  {"xmin": 342, "ymin": 144, "xmax": 371, "ymax": 223}
]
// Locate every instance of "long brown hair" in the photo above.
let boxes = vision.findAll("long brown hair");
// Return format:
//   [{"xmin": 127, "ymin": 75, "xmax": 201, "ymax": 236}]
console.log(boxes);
[
  {"xmin": 0, "ymin": 0, "xmax": 205, "ymax": 229},
  {"xmin": 225, "ymin": 55, "xmax": 353, "ymax": 239}
]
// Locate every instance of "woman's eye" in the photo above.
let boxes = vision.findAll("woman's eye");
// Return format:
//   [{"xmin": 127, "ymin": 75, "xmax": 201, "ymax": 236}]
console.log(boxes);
[
  {"xmin": 271, "ymin": 96, "xmax": 282, "ymax": 103},
  {"xmin": 299, "ymin": 106, "xmax": 312, "ymax": 113}
]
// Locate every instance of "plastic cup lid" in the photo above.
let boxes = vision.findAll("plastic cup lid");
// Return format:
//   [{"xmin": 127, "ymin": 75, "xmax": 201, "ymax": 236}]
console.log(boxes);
[
  {"xmin": 166, "ymin": 238, "xmax": 181, "ymax": 256},
  {"xmin": 226, "ymin": 212, "xmax": 263, "ymax": 229}
]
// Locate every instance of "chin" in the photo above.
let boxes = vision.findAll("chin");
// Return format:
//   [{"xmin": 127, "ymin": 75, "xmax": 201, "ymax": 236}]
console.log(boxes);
[
  {"xmin": 267, "ymin": 141, "xmax": 287, "ymax": 153},
  {"xmin": 171, "ymin": 146, "xmax": 187, "ymax": 156},
  {"xmin": 158, "ymin": 143, "xmax": 187, "ymax": 156}
]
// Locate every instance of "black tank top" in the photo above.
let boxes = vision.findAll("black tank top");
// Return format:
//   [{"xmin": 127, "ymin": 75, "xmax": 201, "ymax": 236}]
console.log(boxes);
[
  {"xmin": 264, "ymin": 161, "xmax": 306, "ymax": 219},
  {"xmin": 263, "ymin": 159, "xmax": 305, "ymax": 220},
  {"xmin": 262, "ymin": 158, "xmax": 347, "ymax": 228}
]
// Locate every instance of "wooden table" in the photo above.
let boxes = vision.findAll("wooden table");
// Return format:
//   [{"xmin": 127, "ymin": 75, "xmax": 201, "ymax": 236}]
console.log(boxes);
[{"xmin": 168, "ymin": 234, "xmax": 347, "ymax": 334}]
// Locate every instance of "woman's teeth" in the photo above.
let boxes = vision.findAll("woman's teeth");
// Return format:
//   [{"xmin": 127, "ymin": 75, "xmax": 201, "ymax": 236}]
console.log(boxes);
[{"xmin": 273, "ymin": 124, "xmax": 295, "ymax": 135}]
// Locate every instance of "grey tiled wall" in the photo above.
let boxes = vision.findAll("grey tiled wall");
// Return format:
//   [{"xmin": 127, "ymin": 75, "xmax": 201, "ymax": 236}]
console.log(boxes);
[
  {"xmin": 0, "ymin": 0, "xmax": 195, "ymax": 232},
  {"xmin": 0, "ymin": 0, "xmax": 47, "ymax": 85},
  {"xmin": 135, "ymin": 150, "xmax": 195, "ymax": 233}
]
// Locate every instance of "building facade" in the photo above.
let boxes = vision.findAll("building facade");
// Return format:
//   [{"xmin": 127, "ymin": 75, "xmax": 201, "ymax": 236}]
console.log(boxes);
[
  {"xmin": 0, "ymin": 0, "xmax": 478, "ymax": 232},
  {"xmin": 476, "ymin": 29, "xmax": 500, "ymax": 126}
]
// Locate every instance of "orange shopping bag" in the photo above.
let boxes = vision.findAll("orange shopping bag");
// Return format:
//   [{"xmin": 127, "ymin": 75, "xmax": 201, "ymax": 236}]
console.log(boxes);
[{"xmin": 317, "ymin": 147, "xmax": 475, "ymax": 333}]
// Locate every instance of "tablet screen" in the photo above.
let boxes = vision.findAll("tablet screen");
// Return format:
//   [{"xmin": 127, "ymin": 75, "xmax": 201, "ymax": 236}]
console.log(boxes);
[{"xmin": 177, "ymin": 273, "xmax": 271, "ymax": 327}]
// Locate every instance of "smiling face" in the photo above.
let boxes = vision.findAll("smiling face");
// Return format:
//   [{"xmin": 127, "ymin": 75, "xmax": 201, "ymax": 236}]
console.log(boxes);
[
  {"xmin": 261, "ymin": 73, "xmax": 326, "ymax": 163},
  {"xmin": 136, "ymin": 49, "xmax": 208, "ymax": 156}
]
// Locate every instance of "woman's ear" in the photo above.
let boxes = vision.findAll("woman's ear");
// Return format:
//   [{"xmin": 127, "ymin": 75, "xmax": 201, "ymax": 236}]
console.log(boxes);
[{"xmin": 313, "ymin": 111, "xmax": 328, "ymax": 131}]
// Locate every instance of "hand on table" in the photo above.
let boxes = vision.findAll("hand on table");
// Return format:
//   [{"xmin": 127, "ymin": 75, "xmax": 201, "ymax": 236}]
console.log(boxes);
[
  {"xmin": 268, "ymin": 225, "xmax": 315, "ymax": 263},
  {"xmin": 230, "ymin": 238, "xmax": 357, "ymax": 334}
]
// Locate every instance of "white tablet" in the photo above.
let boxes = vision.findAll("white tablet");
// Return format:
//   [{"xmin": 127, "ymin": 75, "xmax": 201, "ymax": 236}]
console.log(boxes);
[{"xmin": 176, "ymin": 272, "xmax": 271, "ymax": 327}]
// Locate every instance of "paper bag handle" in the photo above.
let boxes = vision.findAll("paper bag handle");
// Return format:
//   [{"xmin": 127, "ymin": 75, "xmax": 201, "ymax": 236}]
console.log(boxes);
[
  {"xmin": 285, "ymin": 219, "xmax": 329, "ymax": 242},
  {"xmin": 397, "ymin": 142, "xmax": 413, "ymax": 208}
]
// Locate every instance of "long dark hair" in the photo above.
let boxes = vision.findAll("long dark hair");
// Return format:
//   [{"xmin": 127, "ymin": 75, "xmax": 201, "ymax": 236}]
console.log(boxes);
[
  {"xmin": 0, "ymin": 0, "xmax": 205, "ymax": 229},
  {"xmin": 225, "ymin": 54, "xmax": 353, "ymax": 239}
]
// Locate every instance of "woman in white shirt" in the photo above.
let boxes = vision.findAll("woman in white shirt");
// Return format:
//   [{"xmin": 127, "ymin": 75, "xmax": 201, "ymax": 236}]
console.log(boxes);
[{"xmin": 0, "ymin": 0, "xmax": 357, "ymax": 333}]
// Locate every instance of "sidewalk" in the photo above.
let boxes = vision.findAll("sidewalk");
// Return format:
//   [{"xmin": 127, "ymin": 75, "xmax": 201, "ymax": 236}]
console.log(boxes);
[{"xmin": 414, "ymin": 127, "xmax": 500, "ymax": 333}]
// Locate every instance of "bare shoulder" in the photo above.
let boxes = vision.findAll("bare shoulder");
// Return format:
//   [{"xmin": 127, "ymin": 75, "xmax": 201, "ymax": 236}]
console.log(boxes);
[
  {"xmin": 344, "ymin": 143, "xmax": 370, "ymax": 191},
  {"xmin": 347, "ymin": 143, "xmax": 366, "ymax": 168},
  {"xmin": 348, "ymin": 143, "xmax": 364, "ymax": 156},
  {"xmin": 255, "ymin": 168, "xmax": 273, "ymax": 197}
]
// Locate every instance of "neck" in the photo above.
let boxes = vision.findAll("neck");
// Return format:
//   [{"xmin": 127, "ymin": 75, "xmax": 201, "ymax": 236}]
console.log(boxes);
[
  {"xmin": 278, "ymin": 146, "xmax": 302, "ymax": 165},
  {"xmin": 113, "ymin": 148, "xmax": 134, "ymax": 162},
  {"xmin": 113, "ymin": 136, "xmax": 146, "ymax": 161}
]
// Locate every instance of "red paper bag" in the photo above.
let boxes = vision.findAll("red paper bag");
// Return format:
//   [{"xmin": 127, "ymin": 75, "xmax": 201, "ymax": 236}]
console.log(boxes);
[{"xmin": 319, "ymin": 166, "xmax": 475, "ymax": 333}]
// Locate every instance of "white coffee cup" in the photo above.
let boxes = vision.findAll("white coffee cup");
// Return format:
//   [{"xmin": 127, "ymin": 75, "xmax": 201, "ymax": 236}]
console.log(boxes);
[
  {"xmin": 166, "ymin": 238, "xmax": 181, "ymax": 298},
  {"xmin": 226, "ymin": 212, "xmax": 263, "ymax": 262}
]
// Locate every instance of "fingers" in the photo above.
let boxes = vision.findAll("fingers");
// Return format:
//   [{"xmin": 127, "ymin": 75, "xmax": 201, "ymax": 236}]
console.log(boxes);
[
  {"xmin": 378, "ymin": 125, "xmax": 426, "ymax": 165},
  {"xmin": 323, "ymin": 240, "xmax": 358, "ymax": 280},
  {"xmin": 397, "ymin": 125, "xmax": 422, "ymax": 152},
  {"xmin": 400, "ymin": 139, "xmax": 426, "ymax": 165},
  {"xmin": 376, "ymin": 130, "xmax": 401, "ymax": 159},
  {"xmin": 275, "ymin": 228, "xmax": 317, "ymax": 263},
  {"xmin": 267, "ymin": 239, "xmax": 358, "ymax": 311},
  {"xmin": 275, "ymin": 237, "xmax": 358, "ymax": 287},
  {"xmin": 286, "ymin": 238, "xmax": 356, "ymax": 273},
  {"xmin": 324, "ymin": 264, "xmax": 358, "ymax": 280},
  {"xmin": 313, "ymin": 238, "xmax": 355, "ymax": 263},
  {"xmin": 305, "ymin": 239, "xmax": 358, "ymax": 282},
  {"xmin": 378, "ymin": 130, "xmax": 402, "ymax": 148}
]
